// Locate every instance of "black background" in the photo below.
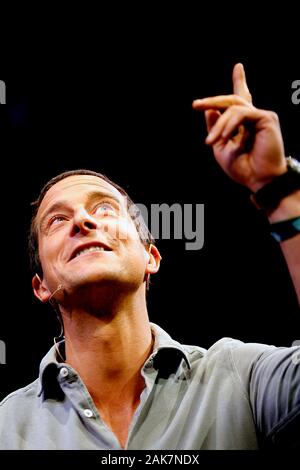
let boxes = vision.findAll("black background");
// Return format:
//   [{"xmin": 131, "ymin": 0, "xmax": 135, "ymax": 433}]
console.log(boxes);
[{"xmin": 0, "ymin": 10, "xmax": 299, "ymax": 402}]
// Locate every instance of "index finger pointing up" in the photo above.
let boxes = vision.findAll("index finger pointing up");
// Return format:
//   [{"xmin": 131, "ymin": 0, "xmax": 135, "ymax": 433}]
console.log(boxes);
[{"xmin": 233, "ymin": 63, "xmax": 252, "ymax": 104}]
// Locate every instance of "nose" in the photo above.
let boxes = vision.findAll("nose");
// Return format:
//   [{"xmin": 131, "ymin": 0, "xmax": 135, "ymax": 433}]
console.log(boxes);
[{"xmin": 71, "ymin": 208, "xmax": 98, "ymax": 235}]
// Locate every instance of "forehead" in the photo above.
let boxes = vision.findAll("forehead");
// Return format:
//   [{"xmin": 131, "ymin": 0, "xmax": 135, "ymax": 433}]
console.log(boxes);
[{"xmin": 37, "ymin": 175, "xmax": 125, "ymax": 219}]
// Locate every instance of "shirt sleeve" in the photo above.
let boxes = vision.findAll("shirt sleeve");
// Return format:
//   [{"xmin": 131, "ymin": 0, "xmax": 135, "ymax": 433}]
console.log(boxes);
[{"xmin": 250, "ymin": 346, "xmax": 300, "ymax": 448}]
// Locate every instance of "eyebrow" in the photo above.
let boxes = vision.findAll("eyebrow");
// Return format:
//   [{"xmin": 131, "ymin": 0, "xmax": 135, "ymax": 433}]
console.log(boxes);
[{"xmin": 38, "ymin": 190, "xmax": 124, "ymax": 231}]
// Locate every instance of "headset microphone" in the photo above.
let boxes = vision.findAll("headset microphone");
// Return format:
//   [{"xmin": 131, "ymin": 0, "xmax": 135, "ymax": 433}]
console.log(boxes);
[
  {"xmin": 34, "ymin": 274, "xmax": 65, "ymax": 361},
  {"xmin": 48, "ymin": 284, "xmax": 64, "ymax": 301},
  {"xmin": 35, "ymin": 275, "xmax": 64, "ymax": 302},
  {"xmin": 48, "ymin": 283, "xmax": 65, "ymax": 362}
]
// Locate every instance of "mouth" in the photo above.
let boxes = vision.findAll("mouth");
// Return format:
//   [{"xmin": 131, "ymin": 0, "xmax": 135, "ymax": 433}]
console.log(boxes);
[{"xmin": 69, "ymin": 242, "xmax": 112, "ymax": 261}]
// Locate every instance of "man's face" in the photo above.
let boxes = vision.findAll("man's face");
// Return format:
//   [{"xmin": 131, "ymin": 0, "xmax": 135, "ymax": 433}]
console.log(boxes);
[{"xmin": 34, "ymin": 175, "xmax": 151, "ymax": 297}]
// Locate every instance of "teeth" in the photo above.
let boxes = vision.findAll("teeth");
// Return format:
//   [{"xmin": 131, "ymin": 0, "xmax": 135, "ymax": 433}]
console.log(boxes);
[{"xmin": 75, "ymin": 246, "xmax": 105, "ymax": 258}]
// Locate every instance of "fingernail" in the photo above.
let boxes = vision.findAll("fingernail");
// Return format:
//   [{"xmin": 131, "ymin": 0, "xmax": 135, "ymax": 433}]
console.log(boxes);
[
  {"xmin": 206, "ymin": 133, "xmax": 213, "ymax": 144},
  {"xmin": 192, "ymin": 99, "xmax": 203, "ymax": 107}
]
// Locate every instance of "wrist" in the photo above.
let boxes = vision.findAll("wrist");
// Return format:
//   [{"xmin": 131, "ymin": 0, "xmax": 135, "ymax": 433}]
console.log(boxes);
[
  {"xmin": 251, "ymin": 157, "xmax": 300, "ymax": 216},
  {"xmin": 250, "ymin": 163, "xmax": 287, "ymax": 193},
  {"xmin": 268, "ymin": 190, "xmax": 300, "ymax": 223},
  {"xmin": 270, "ymin": 215, "xmax": 300, "ymax": 242}
]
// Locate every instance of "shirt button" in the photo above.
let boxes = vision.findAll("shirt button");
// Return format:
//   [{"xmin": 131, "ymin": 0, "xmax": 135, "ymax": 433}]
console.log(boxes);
[
  {"xmin": 59, "ymin": 367, "xmax": 69, "ymax": 378},
  {"xmin": 84, "ymin": 409, "xmax": 93, "ymax": 418}
]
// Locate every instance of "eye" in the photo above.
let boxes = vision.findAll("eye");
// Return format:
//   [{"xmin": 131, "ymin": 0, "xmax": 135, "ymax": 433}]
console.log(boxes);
[
  {"xmin": 49, "ymin": 215, "xmax": 67, "ymax": 226},
  {"xmin": 94, "ymin": 201, "xmax": 116, "ymax": 215}
]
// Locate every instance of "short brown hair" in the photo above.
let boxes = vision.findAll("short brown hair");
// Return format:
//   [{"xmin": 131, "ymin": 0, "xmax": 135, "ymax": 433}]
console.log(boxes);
[{"xmin": 28, "ymin": 169, "xmax": 154, "ymax": 276}]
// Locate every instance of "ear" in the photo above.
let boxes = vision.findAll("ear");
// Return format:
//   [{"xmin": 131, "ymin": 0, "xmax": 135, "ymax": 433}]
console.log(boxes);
[
  {"xmin": 32, "ymin": 274, "xmax": 52, "ymax": 303},
  {"xmin": 145, "ymin": 244, "xmax": 162, "ymax": 275}
]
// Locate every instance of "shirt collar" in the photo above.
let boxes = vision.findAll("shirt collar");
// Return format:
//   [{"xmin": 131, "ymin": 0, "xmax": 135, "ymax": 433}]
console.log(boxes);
[
  {"xmin": 37, "ymin": 341, "xmax": 65, "ymax": 397},
  {"xmin": 38, "ymin": 322, "xmax": 191, "ymax": 397},
  {"xmin": 147, "ymin": 322, "xmax": 191, "ymax": 375}
]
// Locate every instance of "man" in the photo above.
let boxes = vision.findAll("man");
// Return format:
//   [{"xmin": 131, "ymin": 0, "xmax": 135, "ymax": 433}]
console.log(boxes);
[{"xmin": 0, "ymin": 64, "xmax": 299, "ymax": 449}]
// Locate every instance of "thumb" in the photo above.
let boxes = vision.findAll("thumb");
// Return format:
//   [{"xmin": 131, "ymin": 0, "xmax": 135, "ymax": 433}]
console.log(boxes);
[{"xmin": 205, "ymin": 109, "xmax": 221, "ymax": 132}]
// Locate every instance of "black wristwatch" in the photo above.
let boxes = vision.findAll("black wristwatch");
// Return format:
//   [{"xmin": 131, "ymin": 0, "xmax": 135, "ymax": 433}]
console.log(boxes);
[{"xmin": 251, "ymin": 157, "xmax": 300, "ymax": 213}]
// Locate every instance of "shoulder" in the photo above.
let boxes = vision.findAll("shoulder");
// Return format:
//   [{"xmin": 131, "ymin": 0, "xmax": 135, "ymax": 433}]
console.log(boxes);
[
  {"xmin": 182, "ymin": 337, "xmax": 279, "ymax": 395},
  {"xmin": 0, "ymin": 379, "xmax": 40, "ymax": 415},
  {"xmin": 0, "ymin": 379, "xmax": 41, "ymax": 449},
  {"xmin": 184, "ymin": 337, "xmax": 275, "ymax": 368},
  {"xmin": 250, "ymin": 345, "xmax": 300, "ymax": 447}
]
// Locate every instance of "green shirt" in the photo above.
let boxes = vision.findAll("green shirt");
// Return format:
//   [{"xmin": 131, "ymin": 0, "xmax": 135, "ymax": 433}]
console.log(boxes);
[{"xmin": 0, "ymin": 323, "xmax": 299, "ymax": 449}]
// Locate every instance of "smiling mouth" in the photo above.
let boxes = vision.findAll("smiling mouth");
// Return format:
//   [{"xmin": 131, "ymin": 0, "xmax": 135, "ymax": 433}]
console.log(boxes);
[
  {"xmin": 70, "ymin": 244, "xmax": 112, "ymax": 261},
  {"xmin": 75, "ymin": 246, "xmax": 109, "ymax": 258}
]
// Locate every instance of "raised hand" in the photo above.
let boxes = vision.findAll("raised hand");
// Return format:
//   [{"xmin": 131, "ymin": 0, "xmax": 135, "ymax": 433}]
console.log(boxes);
[{"xmin": 193, "ymin": 64, "xmax": 287, "ymax": 192}]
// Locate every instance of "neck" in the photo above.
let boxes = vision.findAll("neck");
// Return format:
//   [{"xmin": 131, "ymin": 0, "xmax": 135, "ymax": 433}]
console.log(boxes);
[{"xmin": 60, "ymin": 284, "xmax": 153, "ymax": 407}]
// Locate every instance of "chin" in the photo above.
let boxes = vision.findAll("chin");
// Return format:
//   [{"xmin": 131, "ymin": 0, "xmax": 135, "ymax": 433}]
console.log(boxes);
[
  {"xmin": 68, "ymin": 272, "xmax": 125, "ymax": 289},
  {"xmin": 63, "ymin": 265, "xmax": 142, "ymax": 293}
]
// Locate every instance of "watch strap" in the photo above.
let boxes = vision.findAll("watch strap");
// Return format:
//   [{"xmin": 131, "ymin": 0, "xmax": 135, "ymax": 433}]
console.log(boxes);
[{"xmin": 251, "ymin": 157, "xmax": 300, "ymax": 213}]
